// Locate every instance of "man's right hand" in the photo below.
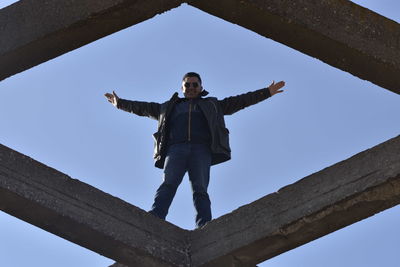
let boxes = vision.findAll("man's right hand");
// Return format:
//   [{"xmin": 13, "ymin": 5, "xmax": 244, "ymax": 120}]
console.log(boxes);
[{"xmin": 104, "ymin": 91, "xmax": 119, "ymax": 107}]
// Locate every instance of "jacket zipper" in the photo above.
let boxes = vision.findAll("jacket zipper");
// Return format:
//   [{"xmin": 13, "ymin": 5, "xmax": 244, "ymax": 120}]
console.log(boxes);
[{"xmin": 188, "ymin": 100, "xmax": 192, "ymax": 141}]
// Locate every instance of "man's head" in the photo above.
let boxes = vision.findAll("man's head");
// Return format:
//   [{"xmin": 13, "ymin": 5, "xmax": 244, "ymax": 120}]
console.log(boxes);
[{"xmin": 182, "ymin": 72, "xmax": 203, "ymax": 99}]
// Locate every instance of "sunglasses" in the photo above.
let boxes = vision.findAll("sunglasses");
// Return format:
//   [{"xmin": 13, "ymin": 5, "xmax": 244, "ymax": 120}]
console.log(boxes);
[{"xmin": 184, "ymin": 82, "xmax": 199, "ymax": 88}]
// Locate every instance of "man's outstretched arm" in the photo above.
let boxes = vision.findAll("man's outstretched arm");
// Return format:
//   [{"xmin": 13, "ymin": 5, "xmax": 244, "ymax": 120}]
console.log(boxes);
[
  {"xmin": 104, "ymin": 91, "xmax": 161, "ymax": 120},
  {"xmin": 219, "ymin": 81, "xmax": 285, "ymax": 115}
]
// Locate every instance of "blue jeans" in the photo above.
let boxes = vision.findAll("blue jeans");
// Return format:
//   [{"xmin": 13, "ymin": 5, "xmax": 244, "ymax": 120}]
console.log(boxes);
[{"xmin": 149, "ymin": 143, "xmax": 212, "ymax": 227}]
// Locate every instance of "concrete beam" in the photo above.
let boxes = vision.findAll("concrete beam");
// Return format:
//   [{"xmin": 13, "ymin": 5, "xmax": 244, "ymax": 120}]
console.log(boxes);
[
  {"xmin": 191, "ymin": 135, "xmax": 400, "ymax": 266},
  {"xmin": 0, "ymin": 0, "xmax": 185, "ymax": 81},
  {"xmin": 189, "ymin": 0, "xmax": 400, "ymax": 94},
  {"xmin": 0, "ymin": 144, "xmax": 189, "ymax": 267},
  {"xmin": 2, "ymin": 135, "xmax": 400, "ymax": 267}
]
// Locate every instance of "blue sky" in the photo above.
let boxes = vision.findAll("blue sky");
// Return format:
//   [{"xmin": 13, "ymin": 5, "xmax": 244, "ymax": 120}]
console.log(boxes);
[{"xmin": 0, "ymin": 0, "xmax": 399, "ymax": 266}]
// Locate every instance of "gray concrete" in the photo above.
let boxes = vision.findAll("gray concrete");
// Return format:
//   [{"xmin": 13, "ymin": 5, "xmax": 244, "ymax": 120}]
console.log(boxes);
[
  {"xmin": 190, "ymin": 135, "xmax": 400, "ymax": 266},
  {"xmin": 0, "ymin": 0, "xmax": 186, "ymax": 81},
  {"xmin": 2, "ymin": 0, "xmax": 399, "ymax": 94},
  {"xmin": 2, "ymin": 135, "xmax": 399, "ymax": 266},
  {"xmin": 189, "ymin": 0, "xmax": 400, "ymax": 95},
  {"xmin": 0, "ymin": 143, "xmax": 189, "ymax": 267}
]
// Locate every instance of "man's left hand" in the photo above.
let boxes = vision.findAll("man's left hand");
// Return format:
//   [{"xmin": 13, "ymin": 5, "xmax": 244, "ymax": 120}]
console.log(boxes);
[{"xmin": 268, "ymin": 81, "xmax": 285, "ymax": 96}]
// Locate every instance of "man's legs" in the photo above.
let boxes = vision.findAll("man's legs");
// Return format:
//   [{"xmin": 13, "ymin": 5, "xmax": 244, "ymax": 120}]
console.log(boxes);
[
  {"xmin": 149, "ymin": 144, "xmax": 188, "ymax": 219},
  {"xmin": 188, "ymin": 144, "xmax": 212, "ymax": 228}
]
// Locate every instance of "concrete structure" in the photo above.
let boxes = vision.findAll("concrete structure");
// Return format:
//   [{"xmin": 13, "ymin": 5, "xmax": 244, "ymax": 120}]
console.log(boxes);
[
  {"xmin": 1, "ymin": 0, "xmax": 399, "ymax": 94},
  {"xmin": 0, "ymin": 0, "xmax": 186, "ymax": 81},
  {"xmin": 1, "ymin": 136, "xmax": 399, "ymax": 266},
  {"xmin": 191, "ymin": 135, "xmax": 400, "ymax": 266},
  {"xmin": 1, "ymin": 0, "xmax": 399, "ymax": 266},
  {"xmin": 188, "ymin": 0, "xmax": 400, "ymax": 95},
  {"xmin": 0, "ymin": 143, "xmax": 189, "ymax": 267}
]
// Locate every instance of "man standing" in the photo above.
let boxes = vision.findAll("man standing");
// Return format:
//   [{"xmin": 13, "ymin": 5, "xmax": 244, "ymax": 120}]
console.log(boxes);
[{"xmin": 105, "ymin": 72, "xmax": 285, "ymax": 227}]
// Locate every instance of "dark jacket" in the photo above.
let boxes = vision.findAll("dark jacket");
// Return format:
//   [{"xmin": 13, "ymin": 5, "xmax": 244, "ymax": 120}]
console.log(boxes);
[{"xmin": 117, "ymin": 88, "xmax": 271, "ymax": 169}]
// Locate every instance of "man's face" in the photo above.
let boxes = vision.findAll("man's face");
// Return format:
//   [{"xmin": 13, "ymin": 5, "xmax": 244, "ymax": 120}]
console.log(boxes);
[{"xmin": 182, "ymin": 76, "xmax": 202, "ymax": 99}]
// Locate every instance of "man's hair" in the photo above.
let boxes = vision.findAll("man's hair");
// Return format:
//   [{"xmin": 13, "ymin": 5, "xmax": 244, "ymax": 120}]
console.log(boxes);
[{"xmin": 182, "ymin": 72, "xmax": 202, "ymax": 84}]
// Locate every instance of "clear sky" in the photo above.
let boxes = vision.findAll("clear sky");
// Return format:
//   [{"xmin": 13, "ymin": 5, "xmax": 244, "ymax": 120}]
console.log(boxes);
[{"xmin": 0, "ymin": 1, "xmax": 399, "ymax": 266}]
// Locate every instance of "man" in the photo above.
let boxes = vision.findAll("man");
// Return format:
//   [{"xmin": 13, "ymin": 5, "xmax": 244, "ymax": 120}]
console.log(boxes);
[{"xmin": 105, "ymin": 72, "xmax": 285, "ymax": 227}]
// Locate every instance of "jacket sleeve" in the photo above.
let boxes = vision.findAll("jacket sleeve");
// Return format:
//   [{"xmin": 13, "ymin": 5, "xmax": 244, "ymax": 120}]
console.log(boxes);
[
  {"xmin": 116, "ymin": 98, "xmax": 161, "ymax": 120},
  {"xmin": 218, "ymin": 88, "xmax": 271, "ymax": 115}
]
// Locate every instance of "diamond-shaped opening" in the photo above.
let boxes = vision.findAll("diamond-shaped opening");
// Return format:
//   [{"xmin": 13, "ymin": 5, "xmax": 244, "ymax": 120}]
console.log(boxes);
[{"xmin": 0, "ymin": 1, "xmax": 399, "ymax": 267}]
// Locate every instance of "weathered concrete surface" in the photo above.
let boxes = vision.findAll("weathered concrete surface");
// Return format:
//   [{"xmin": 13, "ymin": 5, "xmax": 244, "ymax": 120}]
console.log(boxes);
[
  {"xmin": 1, "ymin": 135, "xmax": 400, "ymax": 267},
  {"xmin": 2, "ymin": 0, "xmax": 399, "ymax": 95},
  {"xmin": 190, "ymin": 135, "xmax": 400, "ymax": 266},
  {"xmin": 189, "ymin": 0, "xmax": 400, "ymax": 94},
  {"xmin": 0, "ymin": 0, "xmax": 186, "ymax": 81},
  {"xmin": 0, "ymin": 144, "xmax": 189, "ymax": 267},
  {"xmin": 2, "ymin": 139, "xmax": 400, "ymax": 267}
]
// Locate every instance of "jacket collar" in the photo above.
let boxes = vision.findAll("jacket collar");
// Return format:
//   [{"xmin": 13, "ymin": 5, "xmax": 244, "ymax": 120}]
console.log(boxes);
[{"xmin": 200, "ymin": 90, "xmax": 209, "ymax": 96}]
